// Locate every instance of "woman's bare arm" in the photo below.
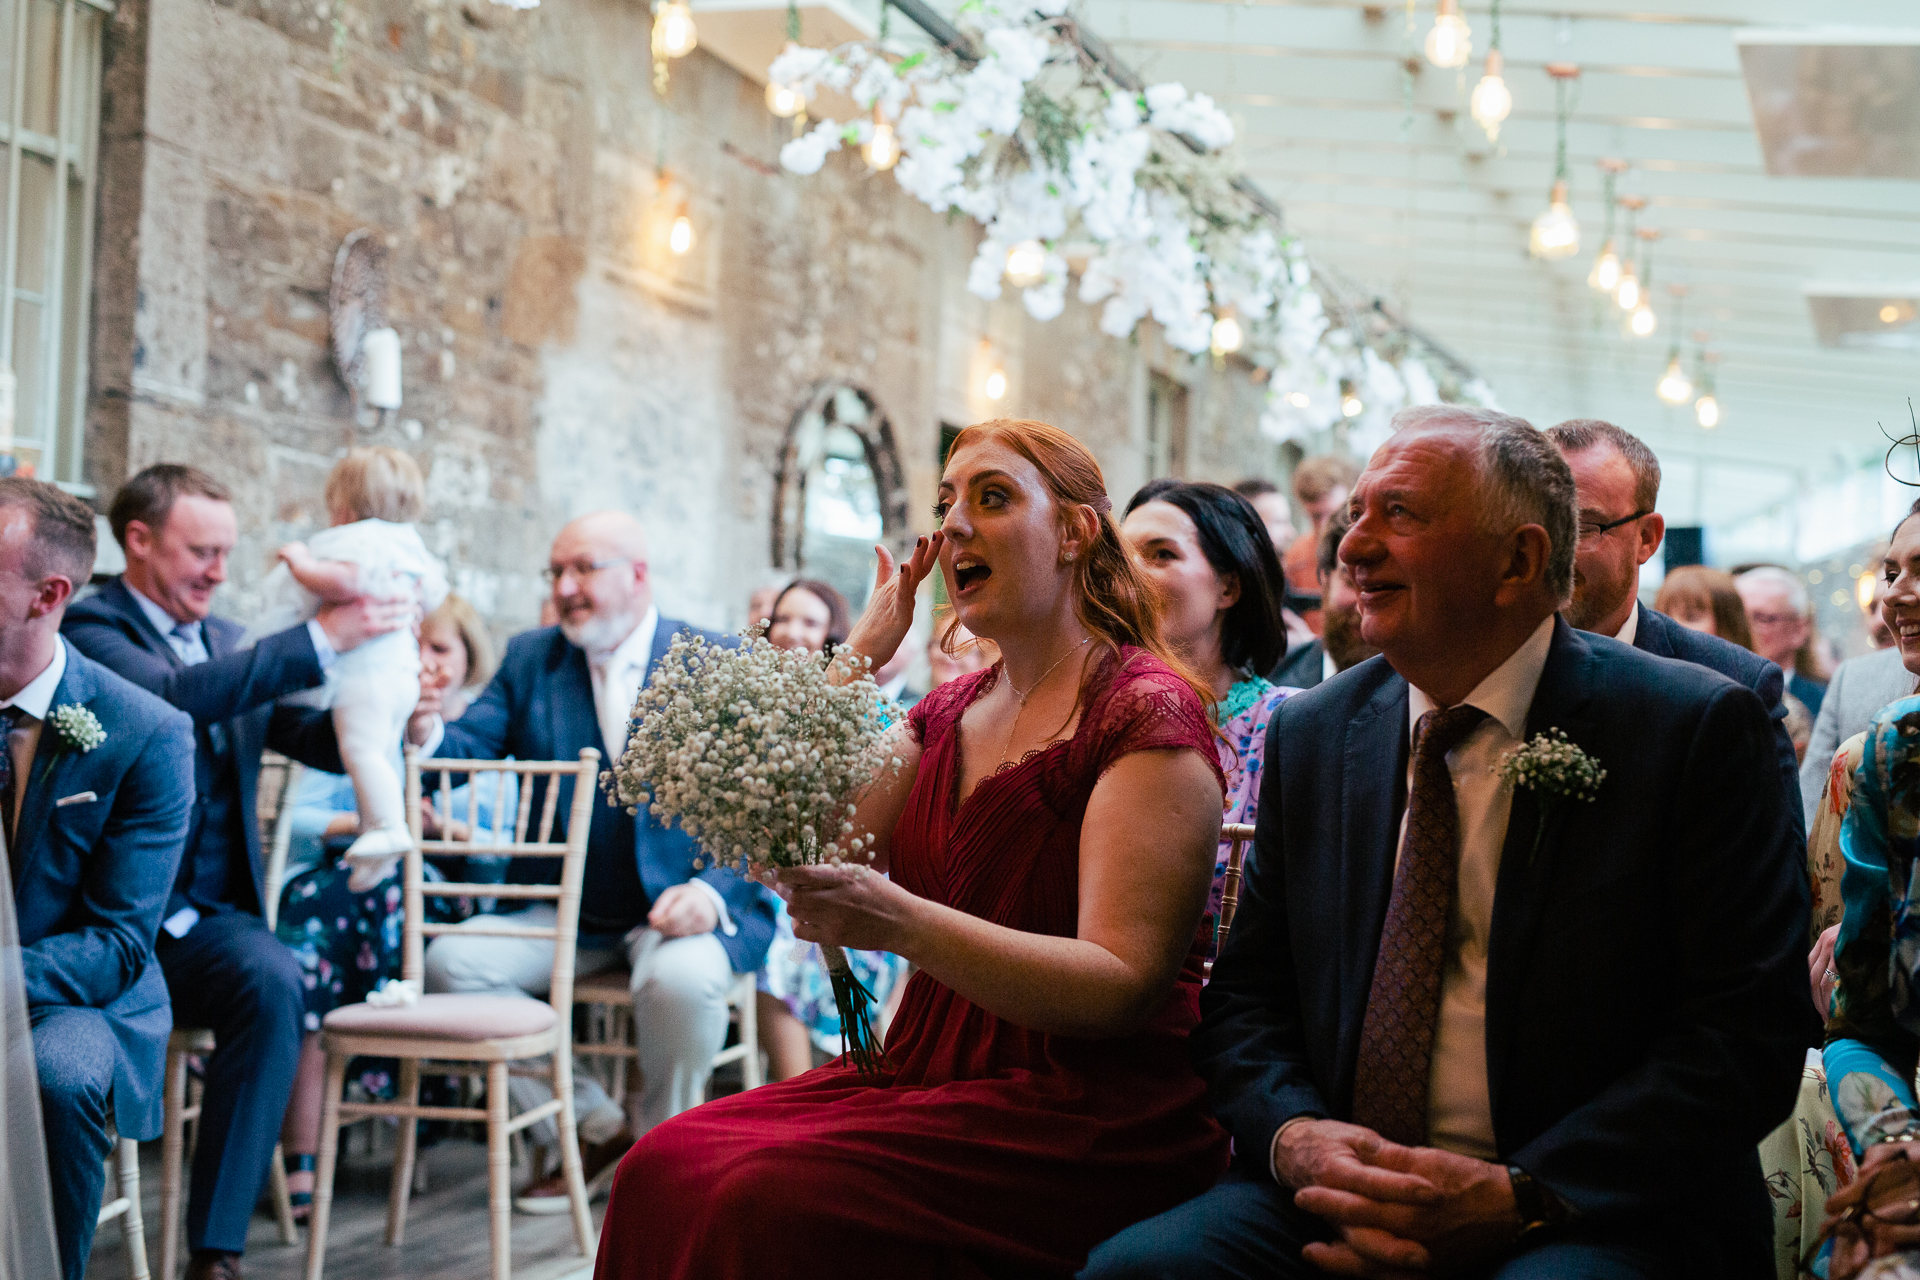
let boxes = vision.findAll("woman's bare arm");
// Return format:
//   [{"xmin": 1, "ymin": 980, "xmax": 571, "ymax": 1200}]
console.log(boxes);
[{"xmin": 781, "ymin": 746, "xmax": 1222, "ymax": 1038}]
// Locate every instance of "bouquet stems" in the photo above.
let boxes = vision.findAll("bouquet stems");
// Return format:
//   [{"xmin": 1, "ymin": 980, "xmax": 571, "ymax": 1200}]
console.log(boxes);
[{"xmin": 821, "ymin": 943, "xmax": 886, "ymax": 1078}]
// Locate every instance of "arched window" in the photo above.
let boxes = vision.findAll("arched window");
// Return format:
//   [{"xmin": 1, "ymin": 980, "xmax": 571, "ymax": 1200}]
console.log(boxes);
[{"xmin": 771, "ymin": 383, "xmax": 909, "ymax": 611}]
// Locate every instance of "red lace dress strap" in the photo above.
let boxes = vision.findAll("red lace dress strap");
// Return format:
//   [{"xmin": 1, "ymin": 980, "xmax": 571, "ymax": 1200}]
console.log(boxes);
[{"xmin": 1066, "ymin": 648, "xmax": 1227, "ymax": 798}]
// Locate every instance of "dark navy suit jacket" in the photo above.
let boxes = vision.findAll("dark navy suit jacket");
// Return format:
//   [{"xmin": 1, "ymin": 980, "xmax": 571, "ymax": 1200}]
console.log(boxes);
[
  {"xmin": 16, "ymin": 639, "xmax": 194, "ymax": 1140},
  {"xmin": 1198, "ymin": 620, "xmax": 1812, "ymax": 1271},
  {"xmin": 1633, "ymin": 604, "xmax": 1805, "ymax": 834},
  {"xmin": 63, "ymin": 578, "xmax": 345, "ymax": 917},
  {"xmin": 434, "ymin": 621, "xmax": 776, "ymax": 975}
]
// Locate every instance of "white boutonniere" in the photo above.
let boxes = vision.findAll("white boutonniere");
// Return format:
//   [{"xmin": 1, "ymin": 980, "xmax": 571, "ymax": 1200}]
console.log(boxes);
[
  {"xmin": 1494, "ymin": 728, "xmax": 1604, "ymax": 860},
  {"xmin": 48, "ymin": 703, "xmax": 106, "ymax": 755}
]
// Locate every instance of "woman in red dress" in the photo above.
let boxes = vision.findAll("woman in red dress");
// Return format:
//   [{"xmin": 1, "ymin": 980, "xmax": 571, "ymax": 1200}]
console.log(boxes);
[{"xmin": 595, "ymin": 419, "xmax": 1231, "ymax": 1280}]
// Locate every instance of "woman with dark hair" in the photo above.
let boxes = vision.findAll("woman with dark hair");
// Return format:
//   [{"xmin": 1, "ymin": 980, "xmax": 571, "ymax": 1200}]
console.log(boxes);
[
  {"xmin": 1122, "ymin": 481, "xmax": 1291, "ymax": 951},
  {"xmin": 597, "ymin": 419, "xmax": 1228, "ymax": 1279},
  {"xmin": 766, "ymin": 578, "xmax": 850, "ymax": 652}
]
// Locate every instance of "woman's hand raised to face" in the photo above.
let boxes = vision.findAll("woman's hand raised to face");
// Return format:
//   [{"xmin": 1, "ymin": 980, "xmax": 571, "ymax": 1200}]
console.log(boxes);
[{"xmin": 842, "ymin": 534, "xmax": 945, "ymax": 676}]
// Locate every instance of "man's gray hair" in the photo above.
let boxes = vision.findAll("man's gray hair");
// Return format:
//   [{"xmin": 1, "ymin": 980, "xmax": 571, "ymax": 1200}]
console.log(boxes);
[
  {"xmin": 1389, "ymin": 405, "xmax": 1578, "ymax": 603},
  {"xmin": 1544, "ymin": 419, "xmax": 1662, "ymax": 513},
  {"xmin": 1734, "ymin": 564, "xmax": 1808, "ymax": 613}
]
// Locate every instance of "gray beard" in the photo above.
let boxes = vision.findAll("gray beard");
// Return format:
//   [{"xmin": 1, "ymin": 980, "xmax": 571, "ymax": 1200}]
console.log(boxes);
[{"xmin": 560, "ymin": 610, "xmax": 638, "ymax": 659}]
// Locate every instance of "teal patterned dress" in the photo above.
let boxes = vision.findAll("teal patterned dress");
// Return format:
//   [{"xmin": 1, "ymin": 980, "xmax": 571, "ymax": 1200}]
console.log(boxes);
[
  {"xmin": 1824, "ymin": 695, "xmax": 1920, "ymax": 1155},
  {"xmin": 1205, "ymin": 676, "xmax": 1293, "ymax": 954}
]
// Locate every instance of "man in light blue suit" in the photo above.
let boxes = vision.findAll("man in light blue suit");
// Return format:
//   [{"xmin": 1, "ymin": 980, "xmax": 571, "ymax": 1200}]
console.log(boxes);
[
  {"xmin": 2, "ymin": 479, "xmax": 194, "ymax": 1280},
  {"xmin": 409, "ymin": 511, "xmax": 774, "ymax": 1209}
]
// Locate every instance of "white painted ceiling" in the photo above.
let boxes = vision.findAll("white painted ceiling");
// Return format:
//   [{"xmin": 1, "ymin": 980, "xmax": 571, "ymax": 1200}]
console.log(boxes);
[{"xmin": 1059, "ymin": 0, "xmax": 1920, "ymax": 530}]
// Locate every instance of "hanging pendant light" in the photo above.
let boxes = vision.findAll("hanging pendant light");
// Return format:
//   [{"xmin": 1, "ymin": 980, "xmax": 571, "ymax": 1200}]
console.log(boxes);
[
  {"xmin": 766, "ymin": 79, "xmax": 806, "ymax": 119},
  {"xmin": 1470, "ymin": 52, "xmax": 1511, "ymax": 141},
  {"xmin": 1528, "ymin": 65, "xmax": 1581, "ymax": 260},
  {"xmin": 1004, "ymin": 240, "xmax": 1047, "ymax": 288},
  {"xmin": 1612, "ymin": 199, "xmax": 1647, "ymax": 309},
  {"xmin": 861, "ymin": 113, "xmax": 900, "ymax": 170},
  {"xmin": 1656, "ymin": 348, "xmax": 1693, "ymax": 404},
  {"xmin": 651, "ymin": 0, "xmax": 697, "ymax": 94},
  {"xmin": 1694, "ymin": 349, "xmax": 1721, "ymax": 428},
  {"xmin": 1424, "ymin": 0, "xmax": 1472, "ymax": 69},
  {"xmin": 669, "ymin": 206, "xmax": 694, "ymax": 256},
  {"xmin": 1587, "ymin": 161, "xmax": 1627, "ymax": 292},
  {"xmin": 1210, "ymin": 312, "xmax": 1244, "ymax": 358}
]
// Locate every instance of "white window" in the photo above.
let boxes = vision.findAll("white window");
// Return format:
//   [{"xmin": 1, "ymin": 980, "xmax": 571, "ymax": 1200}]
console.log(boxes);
[{"xmin": 0, "ymin": 0, "xmax": 105, "ymax": 491}]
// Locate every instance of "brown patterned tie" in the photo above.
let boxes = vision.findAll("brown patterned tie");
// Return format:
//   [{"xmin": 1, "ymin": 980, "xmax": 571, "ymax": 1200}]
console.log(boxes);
[{"xmin": 1350, "ymin": 702, "xmax": 1488, "ymax": 1146}]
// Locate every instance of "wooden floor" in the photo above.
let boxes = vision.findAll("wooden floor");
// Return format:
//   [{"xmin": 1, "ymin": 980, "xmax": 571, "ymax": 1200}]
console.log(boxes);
[{"xmin": 85, "ymin": 1127, "xmax": 604, "ymax": 1280}]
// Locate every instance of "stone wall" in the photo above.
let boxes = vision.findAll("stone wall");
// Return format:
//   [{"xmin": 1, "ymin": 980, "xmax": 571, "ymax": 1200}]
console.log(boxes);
[{"xmin": 85, "ymin": 0, "xmax": 1288, "ymax": 639}]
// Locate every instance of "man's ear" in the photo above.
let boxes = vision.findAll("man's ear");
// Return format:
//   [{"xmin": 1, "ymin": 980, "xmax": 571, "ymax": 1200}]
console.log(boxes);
[
  {"xmin": 122, "ymin": 520, "xmax": 153, "ymax": 562},
  {"xmin": 28, "ymin": 575, "xmax": 74, "ymax": 621},
  {"xmin": 1495, "ymin": 524, "xmax": 1553, "ymax": 606},
  {"xmin": 1635, "ymin": 513, "xmax": 1666, "ymax": 568}
]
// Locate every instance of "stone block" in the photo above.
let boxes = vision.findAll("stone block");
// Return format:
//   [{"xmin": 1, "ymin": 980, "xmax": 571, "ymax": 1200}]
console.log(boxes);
[
  {"xmin": 292, "ymin": 121, "xmax": 352, "ymax": 197},
  {"xmin": 499, "ymin": 236, "xmax": 585, "ymax": 349}
]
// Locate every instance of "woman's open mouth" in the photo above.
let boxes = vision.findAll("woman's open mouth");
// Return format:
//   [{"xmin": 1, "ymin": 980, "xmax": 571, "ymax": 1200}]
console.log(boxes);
[{"xmin": 953, "ymin": 558, "xmax": 992, "ymax": 595}]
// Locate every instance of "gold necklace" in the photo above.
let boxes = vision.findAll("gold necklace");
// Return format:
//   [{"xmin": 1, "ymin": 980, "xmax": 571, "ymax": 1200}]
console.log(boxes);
[{"xmin": 999, "ymin": 635, "xmax": 1092, "ymax": 764}]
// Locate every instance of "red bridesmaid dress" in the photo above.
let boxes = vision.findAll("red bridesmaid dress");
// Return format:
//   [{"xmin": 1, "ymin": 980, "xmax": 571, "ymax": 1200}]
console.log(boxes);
[{"xmin": 593, "ymin": 647, "xmax": 1230, "ymax": 1280}]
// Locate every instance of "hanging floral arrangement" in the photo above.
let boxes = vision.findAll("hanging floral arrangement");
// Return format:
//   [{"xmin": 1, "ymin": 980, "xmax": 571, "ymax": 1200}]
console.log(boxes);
[{"xmin": 768, "ymin": 0, "xmax": 1500, "ymax": 453}]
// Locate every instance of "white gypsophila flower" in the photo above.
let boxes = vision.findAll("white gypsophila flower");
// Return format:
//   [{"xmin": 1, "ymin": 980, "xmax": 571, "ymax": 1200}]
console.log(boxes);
[
  {"xmin": 603, "ymin": 632, "xmax": 907, "ymax": 874},
  {"xmin": 779, "ymin": 121, "xmax": 844, "ymax": 175},
  {"xmin": 49, "ymin": 703, "xmax": 106, "ymax": 753},
  {"xmin": 1145, "ymin": 83, "xmax": 1235, "ymax": 151}
]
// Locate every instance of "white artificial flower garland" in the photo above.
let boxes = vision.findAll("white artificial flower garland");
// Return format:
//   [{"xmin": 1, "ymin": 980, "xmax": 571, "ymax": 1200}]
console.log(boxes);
[{"xmin": 769, "ymin": 0, "xmax": 1498, "ymax": 457}]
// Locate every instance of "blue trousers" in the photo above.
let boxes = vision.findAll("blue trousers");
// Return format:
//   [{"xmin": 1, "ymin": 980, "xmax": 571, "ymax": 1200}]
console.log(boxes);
[
  {"xmin": 34, "ymin": 1005, "xmax": 115, "ymax": 1280},
  {"xmin": 156, "ymin": 911, "xmax": 304, "ymax": 1255},
  {"xmin": 1079, "ymin": 1171, "xmax": 1669, "ymax": 1280}
]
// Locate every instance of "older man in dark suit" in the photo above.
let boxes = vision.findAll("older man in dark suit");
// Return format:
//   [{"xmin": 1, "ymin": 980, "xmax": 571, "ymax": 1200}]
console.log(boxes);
[
  {"xmin": 0, "ymin": 479, "xmax": 195, "ymax": 1280},
  {"xmin": 62, "ymin": 465, "xmax": 407, "ymax": 1280},
  {"xmin": 409, "ymin": 510, "xmax": 774, "ymax": 1209},
  {"xmin": 1084, "ymin": 408, "xmax": 1810, "ymax": 1277},
  {"xmin": 1545, "ymin": 419, "xmax": 1803, "ymax": 834}
]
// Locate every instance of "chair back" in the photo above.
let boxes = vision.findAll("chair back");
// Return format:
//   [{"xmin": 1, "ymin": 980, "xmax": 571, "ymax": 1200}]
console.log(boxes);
[
  {"xmin": 1215, "ymin": 823, "xmax": 1257, "ymax": 957},
  {"xmin": 258, "ymin": 753, "xmax": 302, "ymax": 931},
  {"xmin": 401, "ymin": 747, "xmax": 601, "ymax": 1016}
]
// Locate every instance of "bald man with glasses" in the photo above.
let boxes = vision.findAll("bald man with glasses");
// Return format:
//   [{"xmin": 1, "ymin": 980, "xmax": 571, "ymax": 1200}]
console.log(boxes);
[
  {"xmin": 1547, "ymin": 420, "xmax": 1802, "ymax": 833},
  {"xmin": 407, "ymin": 511, "xmax": 774, "ymax": 1210}
]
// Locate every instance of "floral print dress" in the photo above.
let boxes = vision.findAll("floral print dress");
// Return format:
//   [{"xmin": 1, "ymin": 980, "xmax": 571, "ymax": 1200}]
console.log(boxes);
[{"xmin": 1204, "ymin": 677, "xmax": 1293, "ymax": 954}]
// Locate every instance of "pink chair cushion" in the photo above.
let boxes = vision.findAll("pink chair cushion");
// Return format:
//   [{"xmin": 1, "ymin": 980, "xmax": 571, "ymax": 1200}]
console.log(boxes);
[{"xmin": 323, "ymin": 993, "xmax": 559, "ymax": 1041}]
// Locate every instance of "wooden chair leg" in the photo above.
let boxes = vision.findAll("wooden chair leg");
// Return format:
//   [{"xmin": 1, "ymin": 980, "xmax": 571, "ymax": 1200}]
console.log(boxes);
[
  {"xmin": 159, "ymin": 1044, "xmax": 189, "ymax": 1280},
  {"xmin": 554, "ymin": 1048, "xmax": 594, "ymax": 1258},
  {"xmin": 485, "ymin": 1061, "xmax": 513, "ymax": 1280},
  {"xmin": 385, "ymin": 1058, "xmax": 421, "ymax": 1246},
  {"xmin": 116, "ymin": 1136, "xmax": 151, "ymax": 1280},
  {"xmin": 269, "ymin": 1141, "xmax": 299, "ymax": 1244},
  {"xmin": 737, "ymin": 976, "xmax": 764, "ymax": 1090},
  {"xmin": 302, "ymin": 1052, "xmax": 350, "ymax": 1280}
]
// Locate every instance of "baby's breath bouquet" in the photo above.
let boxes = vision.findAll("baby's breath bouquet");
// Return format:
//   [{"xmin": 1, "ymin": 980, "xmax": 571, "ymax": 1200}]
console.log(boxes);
[{"xmin": 604, "ymin": 630, "xmax": 905, "ymax": 1074}]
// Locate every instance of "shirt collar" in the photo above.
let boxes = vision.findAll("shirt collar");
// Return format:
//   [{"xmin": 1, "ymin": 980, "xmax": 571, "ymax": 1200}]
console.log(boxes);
[
  {"xmin": 124, "ymin": 580, "xmax": 195, "ymax": 641},
  {"xmin": 595, "ymin": 605, "xmax": 659, "ymax": 672},
  {"xmin": 2, "ymin": 637, "xmax": 67, "ymax": 720},
  {"xmin": 1613, "ymin": 601, "xmax": 1640, "ymax": 647},
  {"xmin": 1406, "ymin": 614, "xmax": 1556, "ymax": 746}
]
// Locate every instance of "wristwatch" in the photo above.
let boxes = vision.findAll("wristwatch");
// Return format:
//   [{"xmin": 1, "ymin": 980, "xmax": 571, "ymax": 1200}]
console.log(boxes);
[{"xmin": 1506, "ymin": 1165, "xmax": 1563, "ymax": 1242}]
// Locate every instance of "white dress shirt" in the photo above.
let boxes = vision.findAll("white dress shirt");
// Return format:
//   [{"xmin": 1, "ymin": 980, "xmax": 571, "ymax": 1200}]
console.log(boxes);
[
  {"xmin": 1613, "ymin": 601, "xmax": 1640, "ymax": 647},
  {"xmin": 0, "ymin": 638, "xmax": 66, "ymax": 843},
  {"xmin": 586, "ymin": 606, "xmax": 657, "ymax": 763},
  {"xmin": 1322, "ymin": 649, "xmax": 1339, "ymax": 684},
  {"xmin": 1402, "ymin": 614, "xmax": 1554, "ymax": 1160}
]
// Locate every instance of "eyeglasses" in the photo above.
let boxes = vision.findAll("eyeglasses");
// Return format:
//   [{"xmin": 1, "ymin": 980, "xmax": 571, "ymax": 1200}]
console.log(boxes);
[
  {"xmin": 1576, "ymin": 510, "xmax": 1651, "ymax": 544},
  {"xmin": 1800, "ymin": 1150, "xmax": 1920, "ymax": 1273},
  {"xmin": 1749, "ymin": 610, "xmax": 1805, "ymax": 628},
  {"xmin": 541, "ymin": 557, "xmax": 634, "ymax": 587}
]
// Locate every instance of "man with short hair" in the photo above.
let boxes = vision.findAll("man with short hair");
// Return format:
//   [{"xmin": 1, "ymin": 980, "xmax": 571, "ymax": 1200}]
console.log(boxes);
[
  {"xmin": 63, "ymin": 464, "xmax": 409, "ymax": 1280},
  {"xmin": 2, "ymin": 479, "xmax": 195, "ymax": 1280},
  {"xmin": 1267, "ymin": 506, "xmax": 1377, "ymax": 688},
  {"xmin": 1085, "ymin": 406, "xmax": 1809, "ymax": 1277},
  {"xmin": 410, "ymin": 510, "xmax": 775, "ymax": 1209},
  {"xmin": 1231, "ymin": 478, "xmax": 1296, "ymax": 552},
  {"xmin": 1546, "ymin": 418, "xmax": 1802, "ymax": 830},
  {"xmin": 1735, "ymin": 565, "xmax": 1829, "ymax": 717}
]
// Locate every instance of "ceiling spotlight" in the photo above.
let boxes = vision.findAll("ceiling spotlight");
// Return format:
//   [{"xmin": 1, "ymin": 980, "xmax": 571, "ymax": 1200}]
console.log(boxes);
[
  {"xmin": 1004, "ymin": 240, "xmax": 1047, "ymax": 288},
  {"xmin": 1424, "ymin": 0, "xmax": 1472, "ymax": 69}
]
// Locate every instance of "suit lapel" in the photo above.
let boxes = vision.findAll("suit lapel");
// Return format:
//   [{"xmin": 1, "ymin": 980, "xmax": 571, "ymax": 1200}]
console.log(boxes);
[
  {"xmin": 1485, "ymin": 619, "xmax": 1597, "ymax": 1113},
  {"xmin": 549, "ymin": 634, "xmax": 604, "ymax": 759},
  {"xmin": 14, "ymin": 641, "xmax": 94, "ymax": 871},
  {"xmin": 105, "ymin": 578, "xmax": 185, "ymax": 670},
  {"xmin": 1337, "ymin": 674, "xmax": 1411, "ymax": 1068},
  {"xmin": 1632, "ymin": 607, "xmax": 1674, "ymax": 659}
]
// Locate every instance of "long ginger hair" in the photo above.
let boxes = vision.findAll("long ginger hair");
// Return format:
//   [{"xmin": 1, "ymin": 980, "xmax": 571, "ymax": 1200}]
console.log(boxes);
[{"xmin": 943, "ymin": 418, "xmax": 1213, "ymax": 711}]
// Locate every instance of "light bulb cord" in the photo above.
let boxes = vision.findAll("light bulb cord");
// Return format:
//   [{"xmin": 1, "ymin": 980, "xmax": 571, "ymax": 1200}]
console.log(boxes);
[
  {"xmin": 1489, "ymin": 0, "xmax": 1501, "ymax": 52},
  {"xmin": 1600, "ymin": 170, "xmax": 1616, "ymax": 240},
  {"xmin": 1552, "ymin": 78, "xmax": 1571, "ymax": 182},
  {"xmin": 786, "ymin": 0, "xmax": 800, "ymax": 43}
]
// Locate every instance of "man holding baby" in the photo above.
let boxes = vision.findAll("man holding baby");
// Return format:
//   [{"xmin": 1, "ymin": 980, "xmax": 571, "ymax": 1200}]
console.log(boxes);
[{"xmin": 64, "ymin": 464, "xmax": 412, "ymax": 1280}]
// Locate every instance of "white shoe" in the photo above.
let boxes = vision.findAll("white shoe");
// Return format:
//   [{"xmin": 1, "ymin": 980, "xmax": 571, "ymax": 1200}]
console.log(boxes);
[{"xmin": 344, "ymin": 823, "xmax": 413, "ymax": 861}]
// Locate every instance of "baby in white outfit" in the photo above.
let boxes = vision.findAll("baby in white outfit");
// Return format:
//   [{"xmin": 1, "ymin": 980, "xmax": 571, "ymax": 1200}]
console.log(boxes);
[{"xmin": 251, "ymin": 446, "xmax": 448, "ymax": 889}]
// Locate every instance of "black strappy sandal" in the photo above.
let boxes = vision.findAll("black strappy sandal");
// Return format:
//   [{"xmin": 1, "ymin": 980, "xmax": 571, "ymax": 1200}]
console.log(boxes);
[{"xmin": 284, "ymin": 1152, "xmax": 316, "ymax": 1224}]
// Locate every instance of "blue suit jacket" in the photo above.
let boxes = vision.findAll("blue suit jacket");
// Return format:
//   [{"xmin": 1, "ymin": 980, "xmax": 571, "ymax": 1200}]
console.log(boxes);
[
  {"xmin": 15, "ymin": 639, "xmax": 194, "ymax": 1140},
  {"xmin": 63, "ymin": 578, "xmax": 344, "ymax": 916},
  {"xmin": 434, "ymin": 622, "xmax": 775, "ymax": 974},
  {"xmin": 1199, "ymin": 620, "xmax": 1812, "ymax": 1270},
  {"xmin": 1633, "ymin": 605, "xmax": 1805, "ymax": 835}
]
